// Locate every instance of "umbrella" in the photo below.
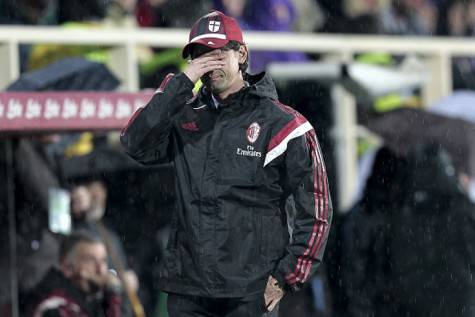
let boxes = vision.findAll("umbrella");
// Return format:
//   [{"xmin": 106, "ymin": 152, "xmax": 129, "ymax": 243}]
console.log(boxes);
[
  {"xmin": 365, "ymin": 108, "xmax": 475, "ymax": 176},
  {"xmin": 60, "ymin": 145, "xmax": 174, "ymax": 186},
  {"xmin": 60, "ymin": 146, "xmax": 151, "ymax": 179},
  {"xmin": 4, "ymin": 56, "xmax": 124, "ymax": 188},
  {"xmin": 428, "ymin": 90, "xmax": 475, "ymax": 124},
  {"xmin": 6, "ymin": 57, "xmax": 120, "ymax": 92}
]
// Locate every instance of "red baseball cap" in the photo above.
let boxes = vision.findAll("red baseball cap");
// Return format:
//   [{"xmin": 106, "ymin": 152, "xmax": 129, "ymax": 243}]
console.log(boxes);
[{"xmin": 182, "ymin": 11, "xmax": 245, "ymax": 59}]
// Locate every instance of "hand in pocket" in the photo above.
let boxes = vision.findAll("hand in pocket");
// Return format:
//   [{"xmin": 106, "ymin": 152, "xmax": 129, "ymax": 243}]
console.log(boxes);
[{"xmin": 264, "ymin": 275, "xmax": 284, "ymax": 312}]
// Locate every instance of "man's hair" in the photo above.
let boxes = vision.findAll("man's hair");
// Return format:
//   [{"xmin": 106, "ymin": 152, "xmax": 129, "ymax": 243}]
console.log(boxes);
[
  {"xmin": 59, "ymin": 230, "xmax": 103, "ymax": 261},
  {"xmin": 225, "ymin": 40, "xmax": 248, "ymax": 74}
]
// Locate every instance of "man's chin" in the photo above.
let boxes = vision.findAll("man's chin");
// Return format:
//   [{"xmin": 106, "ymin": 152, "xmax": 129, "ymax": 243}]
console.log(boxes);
[
  {"xmin": 203, "ymin": 79, "xmax": 224, "ymax": 92},
  {"xmin": 209, "ymin": 83, "xmax": 227, "ymax": 95}
]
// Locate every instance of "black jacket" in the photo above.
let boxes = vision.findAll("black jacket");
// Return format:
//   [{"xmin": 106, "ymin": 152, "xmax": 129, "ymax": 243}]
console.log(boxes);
[{"xmin": 121, "ymin": 72, "xmax": 332, "ymax": 297}]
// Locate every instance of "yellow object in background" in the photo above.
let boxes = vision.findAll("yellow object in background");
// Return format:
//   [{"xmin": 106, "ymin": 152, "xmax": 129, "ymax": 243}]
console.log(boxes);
[{"xmin": 64, "ymin": 132, "xmax": 94, "ymax": 158}]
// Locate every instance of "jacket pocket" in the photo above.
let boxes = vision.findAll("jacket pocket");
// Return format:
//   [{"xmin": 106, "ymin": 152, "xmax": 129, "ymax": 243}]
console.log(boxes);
[
  {"xmin": 163, "ymin": 221, "xmax": 182, "ymax": 276},
  {"xmin": 260, "ymin": 214, "xmax": 287, "ymax": 261},
  {"xmin": 243, "ymin": 213, "xmax": 263, "ymax": 273}
]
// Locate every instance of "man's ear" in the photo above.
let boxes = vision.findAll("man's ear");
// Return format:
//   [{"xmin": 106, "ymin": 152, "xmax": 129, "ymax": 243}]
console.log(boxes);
[
  {"xmin": 60, "ymin": 260, "xmax": 74, "ymax": 278},
  {"xmin": 238, "ymin": 45, "xmax": 248, "ymax": 64}
]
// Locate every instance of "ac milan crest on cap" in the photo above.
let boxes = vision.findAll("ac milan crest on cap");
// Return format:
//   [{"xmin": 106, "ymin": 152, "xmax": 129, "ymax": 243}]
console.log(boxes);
[{"xmin": 182, "ymin": 11, "xmax": 245, "ymax": 58}]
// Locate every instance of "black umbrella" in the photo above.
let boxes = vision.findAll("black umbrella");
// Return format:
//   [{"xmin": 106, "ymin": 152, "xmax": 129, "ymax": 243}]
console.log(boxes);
[
  {"xmin": 61, "ymin": 146, "xmax": 147, "ymax": 179},
  {"xmin": 365, "ymin": 108, "xmax": 475, "ymax": 176},
  {"xmin": 4, "ymin": 56, "xmax": 123, "ymax": 195},
  {"xmin": 60, "ymin": 146, "xmax": 174, "ymax": 187},
  {"xmin": 6, "ymin": 57, "xmax": 120, "ymax": 92}
]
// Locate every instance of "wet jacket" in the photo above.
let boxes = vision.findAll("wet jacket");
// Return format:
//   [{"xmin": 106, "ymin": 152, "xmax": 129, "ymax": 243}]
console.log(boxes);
[
  {"xmin": 28, "ymin": 268, "xmax": 121, "ymax": 317},
  {"xmin": 121, "ymin": 72, "xmax": 332, "ymax": 297}
]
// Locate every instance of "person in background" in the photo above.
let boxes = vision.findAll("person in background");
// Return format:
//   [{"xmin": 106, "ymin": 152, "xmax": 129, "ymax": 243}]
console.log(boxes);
[
  {"xmin": 121, "ymin": 10, "xmax": 332, "ymax": 317},
  {"xmin": 341, "ymin": 147, "xmax": 408, "ymax": 317},
  {"xmin": 436, "ymin": 0, "xmax": 475, "ymax": 90},
  {"xmin": 378, "ymin": 0, "xmax": 437, "ymax": 35},
  {"xmin": 389, "ymin": 145, "xmax": 475, "ymax": 317},
  {"xmin": 27, "ymin": 230, "xmax": 122, "ymax": 317},
  {"xmin": 0, "ymin": 0, "xmax": 57, "ymax": 25},
  {"xmin": 135, "ymin": 0, "xmax": 212, "ymax": 89},
  {"xmin": 70, "ymin": 179, "xmax": 139, "ymax": 316},
  {"xmin": 70, "ymin": 180, "xmax": 130, "ymax": 276},
  {"xmin": 135, "ymin": 0, "xmax": 211, "ymax": 28},
  {"xmin": 242, "ymin": 0, "xmax": 309, "ymax": 72},
  {"xmin": 214, "ymin": 0, "xmax": 308, "ymax": 72}
]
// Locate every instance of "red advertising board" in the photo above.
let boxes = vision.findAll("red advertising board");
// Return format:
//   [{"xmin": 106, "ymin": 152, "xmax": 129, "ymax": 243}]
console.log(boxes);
[{"xmin": 0, "ymin": 92, "xmax": 154, "ymax": 132}]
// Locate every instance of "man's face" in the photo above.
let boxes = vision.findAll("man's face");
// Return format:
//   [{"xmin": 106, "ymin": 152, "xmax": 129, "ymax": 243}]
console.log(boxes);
[
  {"xmin": 63, "ymin": 242, "xmax": 108, "ymax": 293},
  {"xmin": 70, "ymin": 186, "xmax": 92, "ymax": 219},
  {"xmin": 192, "ymin": 44, "xmax": 244, "ymax": 96},
  {"xmin": 87, "ymin": 181, "xmax": 107, "ymax": 221}
]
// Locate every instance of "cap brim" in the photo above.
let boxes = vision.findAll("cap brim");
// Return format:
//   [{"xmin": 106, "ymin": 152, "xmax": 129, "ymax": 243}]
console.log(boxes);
[{"xmin": 182, "ymin": 38, "xmax": 229, "ymax": 59}]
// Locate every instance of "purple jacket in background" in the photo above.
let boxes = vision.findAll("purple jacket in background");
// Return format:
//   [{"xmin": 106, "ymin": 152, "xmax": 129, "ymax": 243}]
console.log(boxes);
[
  {"xmin": 213, "ymin": 0, "xmax": 308, "ymax": 73},
  {"xmin": 244, "ymin": 0, "xmax": 296, "ymax": 31}
]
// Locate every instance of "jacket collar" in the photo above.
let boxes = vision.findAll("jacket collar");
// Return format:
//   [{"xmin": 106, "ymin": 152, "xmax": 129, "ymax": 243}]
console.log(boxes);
[
  {"xmin": 198, "ymin": 72, "xmax": 278, "ymax": 109},
  {"xmin": 244, "ymin": 72, "xmax": 278, "ymax": 100}
]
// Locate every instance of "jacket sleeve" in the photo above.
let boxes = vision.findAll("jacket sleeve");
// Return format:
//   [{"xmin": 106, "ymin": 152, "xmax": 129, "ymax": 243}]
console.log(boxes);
[
  {"xmin": 105, "ymin": 292, "xmax": 122, "ymax": 317},
  {"xmin": 272, "ymin": 128, "xmax": 332, "ymax": 292},
  {"xmin": 120, "ymin": 73, "xmax": 195, "ymax": 165}
]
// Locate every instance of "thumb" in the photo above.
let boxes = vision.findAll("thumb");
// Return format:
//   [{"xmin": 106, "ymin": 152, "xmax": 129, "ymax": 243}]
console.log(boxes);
[{"xmin": 267, "ymin": 299, "xmax": 278, "ymax": 312}]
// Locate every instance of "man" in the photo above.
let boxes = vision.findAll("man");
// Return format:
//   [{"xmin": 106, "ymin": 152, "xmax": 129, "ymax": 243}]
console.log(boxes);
[
  {"xmin": 70, "ymin": 179, "xmax": 140, "ymax": 316},
  {"xmin": 121, "ymin": 10, "xmax": 332, "ymax": 316},
  {"xmin": 28, "ymin": 231, "xmax": 122, "ymax": 317},
  {"xmin": 70, "ymin": 180, "xmax": 133, "ymax": 279}
]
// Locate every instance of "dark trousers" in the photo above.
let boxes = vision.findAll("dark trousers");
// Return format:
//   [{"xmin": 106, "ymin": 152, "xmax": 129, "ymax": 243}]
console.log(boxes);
[{"xmin": 167, "ymin": 293, "xmax": 280, "ymax": 317}]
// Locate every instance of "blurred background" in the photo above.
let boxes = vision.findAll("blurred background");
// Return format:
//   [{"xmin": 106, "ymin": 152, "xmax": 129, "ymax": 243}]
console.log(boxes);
[{"xmin": 2, "ymin": 0, "xmax": 475, "ymax": 316}]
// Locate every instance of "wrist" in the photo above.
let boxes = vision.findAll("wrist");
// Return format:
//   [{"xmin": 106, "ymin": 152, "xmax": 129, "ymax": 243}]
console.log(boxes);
[
  {"xmin": 183, "ymin": 70, "xmax": 199, "ymax": 84},
  {"xmin": 271, "ymin": 270, "xmax": 299, "ymax": 293}
]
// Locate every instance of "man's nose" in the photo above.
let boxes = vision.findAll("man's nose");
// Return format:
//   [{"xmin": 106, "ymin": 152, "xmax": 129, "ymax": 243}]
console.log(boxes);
[{"xmin": 96, "ymin": 261, "xmax": 108, "ymax": 274}]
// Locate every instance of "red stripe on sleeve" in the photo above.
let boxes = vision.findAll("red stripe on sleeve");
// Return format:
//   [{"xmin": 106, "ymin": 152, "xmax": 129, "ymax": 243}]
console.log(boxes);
[
  {"xmin": 121, "ymin": 73, "xmax": 175, "ymax": 136},
  {"xmin": 120, "ymin": 107, "xmax": 144, "ymax": 136},
  {"xmin": 285, "ymin": 130, "xmax": 330, "ymax": 286},
  {"xmin": 156, "ymin": 73, "xmax": 174, "ymax": 93}
]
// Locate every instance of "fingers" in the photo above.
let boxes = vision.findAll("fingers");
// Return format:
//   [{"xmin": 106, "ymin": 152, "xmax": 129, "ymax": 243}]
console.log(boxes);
[
  {"xmin": 200, "ymin": 61, "xmax": 225, "ymax": 73},
  {"xmin": 265, "ymin": 293, "xmax": 283, "ymax": 312},
  {"xmin": 267, "ymin": 298, "xmax": 279, "ymax": 312},
  {"xmin": 190, "ymin": 57, "xmax": 225, "ymax": 71},
  {"xmin": 264, "ymin": 275, "xmax": 284, "ymax": 312},
  {"xmin": 184, "ymin": 56, "xmax": 225, "ymax": 83},
  {"xmin": 184, "ymin": 50, "xmax": 225, "ymax": 81},
  {"xmin": 123, "ymin": 270, "xmax": 139, "ymax": 291}
]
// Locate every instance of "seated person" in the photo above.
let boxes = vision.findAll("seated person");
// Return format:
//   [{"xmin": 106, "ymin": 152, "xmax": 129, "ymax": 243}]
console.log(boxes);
[
  {"xmin": 70, "ymin": 179, "xmax": 138, "ymax": 293},
  {"xmin": 27, "ymin": 231, "xmax": 123, "ymax": 317}
]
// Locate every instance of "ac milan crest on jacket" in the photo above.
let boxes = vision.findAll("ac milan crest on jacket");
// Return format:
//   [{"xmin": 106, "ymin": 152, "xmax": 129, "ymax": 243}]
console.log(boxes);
[{"xmin": 121, "ymin": 71, "xmax": 332, "ymax": 297}]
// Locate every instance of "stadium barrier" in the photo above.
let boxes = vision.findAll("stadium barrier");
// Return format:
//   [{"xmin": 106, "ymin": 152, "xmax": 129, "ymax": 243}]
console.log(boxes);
[{"xmin": 1, "ymin": 25, "xmax": 474, "ymax": 210}]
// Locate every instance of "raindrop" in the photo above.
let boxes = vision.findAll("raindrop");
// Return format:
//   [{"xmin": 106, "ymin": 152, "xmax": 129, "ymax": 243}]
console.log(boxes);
[
  {"xmin": 414, "ymin": 190, "xmax": 427, "ymax": 202},
  {"xmin": 31, "ymin": 239, "xmax": 40, "ymax": 250}
]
